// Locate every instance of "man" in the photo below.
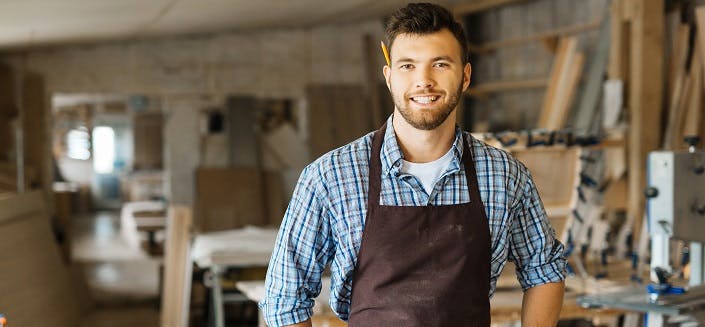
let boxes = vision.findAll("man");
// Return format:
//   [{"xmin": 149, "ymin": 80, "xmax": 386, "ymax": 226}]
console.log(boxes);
[{"xmin": 259, "ymin": 3, "xmax": 566, "ymax": 326}]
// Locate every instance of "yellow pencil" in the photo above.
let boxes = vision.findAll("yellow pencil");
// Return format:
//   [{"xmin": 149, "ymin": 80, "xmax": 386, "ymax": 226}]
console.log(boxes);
[{"xmin": 380, "ymin": 41, "xmax": 391, "ymax": 66}]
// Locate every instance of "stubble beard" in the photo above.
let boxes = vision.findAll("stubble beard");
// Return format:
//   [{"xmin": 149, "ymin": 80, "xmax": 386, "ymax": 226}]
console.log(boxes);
[{"xmin": 392, "ymin": 81, "xmax": 463, "ymax": 131}]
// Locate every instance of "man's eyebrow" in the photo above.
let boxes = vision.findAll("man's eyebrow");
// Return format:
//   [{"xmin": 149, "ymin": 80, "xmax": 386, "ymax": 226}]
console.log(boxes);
[
  {"xmin": 394, "ymin": 56, "xmax": 457, "ymax": 64},
  {"xmin": 433, "ymin": 56, "xmax": 455, "ymax": 62},
  {"xmin": 394, "ymin": 57, "xmax": 416, "ymax": 63}
]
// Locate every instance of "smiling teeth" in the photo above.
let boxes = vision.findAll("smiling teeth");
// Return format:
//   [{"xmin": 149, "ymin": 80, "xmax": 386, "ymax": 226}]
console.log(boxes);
[{"xmin": 412, "ymin": 96, "xmax": 438, "ymax": 104}]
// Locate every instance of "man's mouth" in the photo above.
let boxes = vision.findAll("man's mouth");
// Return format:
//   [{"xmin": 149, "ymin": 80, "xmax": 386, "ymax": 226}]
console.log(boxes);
[{"xmin": 409, "ymin": 95, "xmax": 440, "ymax": 104}]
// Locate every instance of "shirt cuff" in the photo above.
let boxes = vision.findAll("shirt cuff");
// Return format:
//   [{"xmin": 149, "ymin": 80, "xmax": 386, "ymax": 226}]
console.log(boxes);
[
  {"xmin": 258, "ymin": 299, "xmax": 313, "ymax": 327},
  {"xmin": 516, "ymin": 258, "xmax": 567, "ymax": 291}
]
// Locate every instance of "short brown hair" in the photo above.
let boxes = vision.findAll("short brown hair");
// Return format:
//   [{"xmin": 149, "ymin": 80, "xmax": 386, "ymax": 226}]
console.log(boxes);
[{"xmin": 385, "ymin": 2, "xmax": 469, "ymax": 64}]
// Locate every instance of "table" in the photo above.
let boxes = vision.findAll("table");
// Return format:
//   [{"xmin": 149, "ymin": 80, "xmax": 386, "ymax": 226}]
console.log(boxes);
[
  {"xmin": 577, "ymin": 284, "xmax": 705, "ymax": 326},
  {"xmin": 191, "ymin": 226, "xmax": 278, "ymax": 327},
  {"xmin": 120, "ymin": 201, "xmax": 167, "ymax": 251}
]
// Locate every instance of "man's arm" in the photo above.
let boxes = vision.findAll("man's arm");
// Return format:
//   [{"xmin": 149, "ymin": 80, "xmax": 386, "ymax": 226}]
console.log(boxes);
[
  {"xmin": 259, "ymin": 163, "xmax": 334, "ymax": 326},
  {"xmin": 521, "ymin": 281, "xmax": 564, "ymax": 327}
]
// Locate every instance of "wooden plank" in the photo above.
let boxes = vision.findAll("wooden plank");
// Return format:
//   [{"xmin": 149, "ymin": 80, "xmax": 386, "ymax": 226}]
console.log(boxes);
[
  {"xmin": 133, "ymin": 113, "xmax": 164, "ymax": 170},
  {"xmin": 662, "ymin": 24, "xmax": 691, "ymax": 149},
  {"xmin": 195, "ymin": 168, "xmax": 266, "ymax": 232},
  {"xmin": 539, "ymin": 37, "xmax": 584, "ymax": 130},
  {"xmin": 466, "ymin": 78, "xmax": 547, "ymax": 97},
  {"xmin": 160, "ymin": 206, "xmax": 192, "ymax": 327},
  {"xmin": 628, "ymin": 0, "xmax": 664, "ymax": 246},
  {"xmin": 539, "ymin": 38, "xmax": 574, "ymax": 129},
  {"xmin": 609, "ymin": 0, "xmax": 629, "ymax": 80},
  {"xmin": 469, "ymin": 21, "xmax": 601, "ymax": 54},
  {"xmin": 453, "ymin": 0, "xmax": 530, "ymax": 15},
  {"xmin": 669, "ymin": 25, "xmax": 690, "ymax": 99},
  {"xmin": 683, "ymin": 43, "xmax": 703, "ymax": 139},
  {"xmin": 307, "ymin": 84, "xmax": 369, "ymax": 158}
]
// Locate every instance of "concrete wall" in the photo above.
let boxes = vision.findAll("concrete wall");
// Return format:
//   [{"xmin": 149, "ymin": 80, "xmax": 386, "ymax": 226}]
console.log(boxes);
[{"xmin": 1, "ymin": 19, "xmax": 385, "ymax": 206}]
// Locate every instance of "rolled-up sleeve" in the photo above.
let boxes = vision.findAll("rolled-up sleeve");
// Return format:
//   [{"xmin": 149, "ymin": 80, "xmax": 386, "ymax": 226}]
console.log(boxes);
[
  {"xmin": 259, "ymin": 163, "xmax": 335, "ymax": 326},
  {"xmin": 507, "ymin": 168, "xmax": 567, "ymax": 291}
]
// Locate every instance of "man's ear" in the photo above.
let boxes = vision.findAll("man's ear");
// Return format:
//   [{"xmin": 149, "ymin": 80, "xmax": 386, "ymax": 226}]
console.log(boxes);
[
  {"xmin": 383, "ymin": 65, "xmax": 391, "ymax": 91},
  {"xmin": 462, "ymin": 62, "xmax": 472, "ymax": 92}
]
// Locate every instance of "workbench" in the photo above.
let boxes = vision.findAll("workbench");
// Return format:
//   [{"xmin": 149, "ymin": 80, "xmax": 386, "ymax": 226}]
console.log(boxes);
[{"xmin": 191, "ymin": 226, "xmax": 278, "ymax": 327}]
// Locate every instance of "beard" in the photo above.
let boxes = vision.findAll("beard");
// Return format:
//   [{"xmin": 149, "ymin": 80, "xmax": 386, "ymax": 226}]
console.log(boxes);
[{"xmin": 392, "ymin": 81, "xmax": 463, "ymax": 131}]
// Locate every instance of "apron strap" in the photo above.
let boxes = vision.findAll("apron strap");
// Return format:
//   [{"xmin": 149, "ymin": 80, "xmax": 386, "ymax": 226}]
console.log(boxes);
[{"xmin": 368, "ymin": 122, "xmax": 386, "ymax": 208}]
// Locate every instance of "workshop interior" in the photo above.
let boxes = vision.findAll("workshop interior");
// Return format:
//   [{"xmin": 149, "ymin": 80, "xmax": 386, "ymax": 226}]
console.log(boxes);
[{"xmin": 1, "ymin": 0, "xmax": 704, "ymax": 326}]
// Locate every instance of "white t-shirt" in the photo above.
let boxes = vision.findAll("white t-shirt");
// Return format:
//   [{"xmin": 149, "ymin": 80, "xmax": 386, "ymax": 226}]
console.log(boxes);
[{"xmin": 400, "ymin": 147, "xmax": 454, "ymax": 195}]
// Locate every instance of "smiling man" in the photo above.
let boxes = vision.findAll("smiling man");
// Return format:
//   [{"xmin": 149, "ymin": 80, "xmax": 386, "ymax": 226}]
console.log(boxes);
[{"xmin": 259, "ymin": 3, "xmax": 566, "ymax": 327}]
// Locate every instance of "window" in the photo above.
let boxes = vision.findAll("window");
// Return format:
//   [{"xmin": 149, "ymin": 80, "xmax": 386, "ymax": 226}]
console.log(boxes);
[
  {"xmin": 66, "ymin": 127, "xmax": 91, "ymax": 160},
  {"xmin": 93, "ymin": 126, "xmax": 115, "ymax": 174}
]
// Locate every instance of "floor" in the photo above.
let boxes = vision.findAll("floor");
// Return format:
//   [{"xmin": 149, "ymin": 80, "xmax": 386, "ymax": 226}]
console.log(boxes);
[
  {"xmin": 71, "ymin": 210, "xmax": 257, "ymax": 326},
  {"xmin": 71, "ymin": 210, "xmax": 161, "ymax": 316}
]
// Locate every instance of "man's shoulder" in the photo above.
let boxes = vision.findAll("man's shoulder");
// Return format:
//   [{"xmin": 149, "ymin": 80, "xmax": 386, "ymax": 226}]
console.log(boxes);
[
  {"xmin": 464, "ymin": 132, "xmax": 530, "ymax": 176},
  {"xmin": 307, "ymin": 131, "xmax": 374, "ymax": 176}
]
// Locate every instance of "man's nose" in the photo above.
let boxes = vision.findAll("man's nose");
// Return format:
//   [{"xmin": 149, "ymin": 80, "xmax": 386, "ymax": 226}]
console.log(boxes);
[{"xmin": 415, "ymin": 68, "xmax": 434, "ymax": 89}]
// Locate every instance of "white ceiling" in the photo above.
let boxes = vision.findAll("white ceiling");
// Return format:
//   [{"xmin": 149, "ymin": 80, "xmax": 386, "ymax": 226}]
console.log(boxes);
[{"xmin": 0, "ymin": 0, "xmax": 463, "ymax": 51}]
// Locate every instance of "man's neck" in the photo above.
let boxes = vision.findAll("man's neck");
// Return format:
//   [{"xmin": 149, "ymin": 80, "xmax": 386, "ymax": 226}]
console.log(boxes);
[{"xmin": 392, "ymin": 110, "xmax": 457, "ymax": 163}]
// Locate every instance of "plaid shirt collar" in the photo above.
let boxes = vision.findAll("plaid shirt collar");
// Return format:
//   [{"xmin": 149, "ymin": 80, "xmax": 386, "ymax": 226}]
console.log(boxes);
[{"xmin": 380, "ymin": 114, "xmax": 466, "ymax": 177}]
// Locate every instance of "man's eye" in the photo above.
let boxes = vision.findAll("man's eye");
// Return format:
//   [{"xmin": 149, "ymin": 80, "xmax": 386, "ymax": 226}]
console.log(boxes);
[
  {"xmin": 434, "ymin": 62, "xmax": 449, "ymax": 68},
  {"xmin": 399, "ymin": 64, "xmax": 413, "ymax": 70}
]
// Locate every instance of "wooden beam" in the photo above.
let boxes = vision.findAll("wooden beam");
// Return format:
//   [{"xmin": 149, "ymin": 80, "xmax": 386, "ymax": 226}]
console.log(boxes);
[
  {"xmin": 466, "ymin": 78, "xmax": 547, "ymax": 97},
  {"xmin": 538, "ymin": 37, "xmax": 584, "ymax": 130},
  {"xmin": 683, "ymin": 43, "xmax": 703, "ymax": 139},
  {"xmin": 663, "ymin": 25, "xmax": 691, "ymax": 149},
  {"xmin": 609, "ymin": 0, "xmax": 630, "ymax": 80},
  {"xmin": 453, "ymin": 0, "xmax": 530, "ymax": 15},
  {"xmin": 628, "ymin": 0, "xmax": 664, "ymax": 245},
  {"xmin": 468, "ymin": 21, "xmax": 601, "ymax": 54},
  {"xmin": 161, "ymin": 206, "xmax": 193, "ymax": 327}
]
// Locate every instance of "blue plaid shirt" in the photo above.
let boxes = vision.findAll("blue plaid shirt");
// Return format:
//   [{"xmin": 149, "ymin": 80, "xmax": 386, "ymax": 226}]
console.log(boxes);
[{"xmin": 259, "ymin": 116, "xmax": 566, "ymax": 326}]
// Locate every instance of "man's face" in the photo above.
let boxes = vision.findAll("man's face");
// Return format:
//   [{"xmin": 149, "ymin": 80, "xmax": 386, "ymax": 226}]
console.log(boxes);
[{"xmin": 384, "ymin": 29, "xmax": 471, "ymax": 131}]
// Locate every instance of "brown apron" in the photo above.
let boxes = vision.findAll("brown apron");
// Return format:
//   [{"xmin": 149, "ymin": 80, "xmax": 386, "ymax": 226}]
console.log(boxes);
[{"xmin": 348, "ymin": 122, "xmax": 491, "ymax": 326}]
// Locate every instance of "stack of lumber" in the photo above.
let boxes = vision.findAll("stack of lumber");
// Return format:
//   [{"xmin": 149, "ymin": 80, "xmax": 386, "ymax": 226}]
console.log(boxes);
[{"xmin": 0, "ymin": 191, "xmax": 159, "ymax": 327}]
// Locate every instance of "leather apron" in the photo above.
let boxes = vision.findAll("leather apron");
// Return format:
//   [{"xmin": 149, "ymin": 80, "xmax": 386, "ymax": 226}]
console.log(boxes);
[{"xmin": 348, "ymin": 122, "xmax": 491, "ymax": 326}]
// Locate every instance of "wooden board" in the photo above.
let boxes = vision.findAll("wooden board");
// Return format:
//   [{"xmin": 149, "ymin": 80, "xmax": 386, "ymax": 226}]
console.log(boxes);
[
  {"xmin": 628, "ymin": 0, "xmax": 664, "ymax": 245},
  {"xmin": 195, "ymin": 168, "xmax": 266, "ymax": 232},
  {"xmin": 133, "ymin": 113, "xmax": 164, "ymax": 170},
  {"xmin": 684, "ymin": 44, "xmax": 704, "ymax": 139},
  {"xmin": 0, "ymin": 191, "xmax": 82, "ymax": 327},
  {"xmin": 609, "ymin": 0, "xmax": 629, "ymax": 80},
  {"xmin": 663, "ymin": 24, "xmax": 692, "ymax": 150},
  {"xmin": 538, "ymin": 37, "xmax": 584, "ymax": 130},
  {"xmin": 307, "ymin": 84, "xmax": 370, "ymax": 158},
  {"xmin": 160, "ymin": 206, "xmax": 192, "ymax": 327},
  {"xmin": 512, "ymin": 147, "xmax": 581, "ymax": 209}
]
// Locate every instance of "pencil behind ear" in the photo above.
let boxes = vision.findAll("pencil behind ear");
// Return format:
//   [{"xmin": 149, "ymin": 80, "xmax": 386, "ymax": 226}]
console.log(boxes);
[{"xmin": 380, "ymin": 41, "xmax": 391, "ymax": 67}]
